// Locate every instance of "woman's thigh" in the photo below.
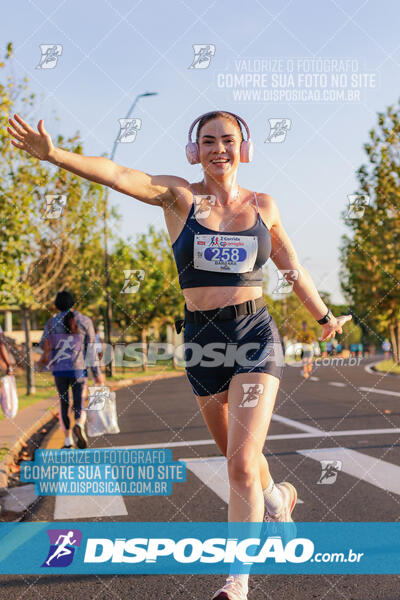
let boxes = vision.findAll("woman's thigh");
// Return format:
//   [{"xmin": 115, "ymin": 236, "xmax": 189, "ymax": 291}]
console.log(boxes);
[
  {"xmin": 54, "ymin": 376, "xmax": 70, "ymax": 402},
  {"xmin": 70, "ymin": 377, "xmax": 85, "ymax": 407},
  {"xmin": 226, "ymin": 372, "xmax": 280, "ymax": 465}
]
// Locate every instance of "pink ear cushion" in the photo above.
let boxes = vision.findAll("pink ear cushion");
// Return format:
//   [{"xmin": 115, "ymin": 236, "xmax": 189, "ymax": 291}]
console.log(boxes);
[
  {"xmin": 240, "ymin": 140, "xmax": 254, "ymax": 163},
  {"xmin": 185, "ymin": 142, "xmax": 200, "ymax": 164}
]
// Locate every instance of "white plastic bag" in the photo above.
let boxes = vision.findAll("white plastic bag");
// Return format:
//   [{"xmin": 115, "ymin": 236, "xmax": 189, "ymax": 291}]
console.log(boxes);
[
  {"xmin": 1, "ymin": 375, "xmax": 19, "ymax": 419},
  {"xmin": 85, "ymin": 390, "xmax": 120, "ymax": 437}
]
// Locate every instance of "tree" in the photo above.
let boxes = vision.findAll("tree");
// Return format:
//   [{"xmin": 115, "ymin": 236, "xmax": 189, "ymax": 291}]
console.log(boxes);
[
  {"xmin": 340, "ymin": 100, "xmax": 400, "ymax": 362},
  {"xmin": 109, "ymin": 227, "xmax": 184, "ymax": 371},
  {"xmin": 267, "ymin": 290, "xmax": 321, "ymax": 343},
  {"xmin": 0, "ymin": 42, "xmax": 116, "ymax": 392}
]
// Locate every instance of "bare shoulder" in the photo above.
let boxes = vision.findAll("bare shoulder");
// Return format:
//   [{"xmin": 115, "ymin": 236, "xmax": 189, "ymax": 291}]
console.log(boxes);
[
  {"xmin": 162, "ymin": 178, "xmax": 195, "ymax": 245},
  {"xmin": 254, "ymin": 192, "xmax": 281, "ymax": 229},
  {"xmin": 168, "ymin": 176, "xmax": 192, "ymax": 197},
  {"xmin": 140, "ymin": 174, "xmax": 190, "ymax": 206},
  {"xmin": 156, "ymin": 175, "xmax": 190, "ymax": 191},
  {"xmin": 163, "ymin": 176, "xmax": 193, "ymax": 209}
]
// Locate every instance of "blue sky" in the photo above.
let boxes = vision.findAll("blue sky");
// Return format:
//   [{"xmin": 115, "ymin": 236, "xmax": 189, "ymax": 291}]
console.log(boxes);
[{"xmin": 5, "ymin": 0, "xmax": 400, "ymax": 303}]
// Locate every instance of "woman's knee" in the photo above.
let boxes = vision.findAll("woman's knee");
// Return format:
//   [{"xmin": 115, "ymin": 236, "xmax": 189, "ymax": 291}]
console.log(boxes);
[{"xmin": 227, "ymin": 447, "xmax": 260, "ymax": 485}]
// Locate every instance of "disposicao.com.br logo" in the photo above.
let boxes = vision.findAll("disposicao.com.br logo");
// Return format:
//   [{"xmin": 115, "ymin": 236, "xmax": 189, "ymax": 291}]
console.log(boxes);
[
  {"xmin": 82, "ymin": 535, "xmax": 361, "ymax": 565},
  {"xmin": 40, "ymin": 532, "xmax": 364, "ymax": 570}
]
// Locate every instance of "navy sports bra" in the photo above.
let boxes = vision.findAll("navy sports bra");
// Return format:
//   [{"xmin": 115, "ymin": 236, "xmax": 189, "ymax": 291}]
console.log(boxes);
[{"xmin": 171, "ymin": 187, "xmax": 271, "ymax": 289}]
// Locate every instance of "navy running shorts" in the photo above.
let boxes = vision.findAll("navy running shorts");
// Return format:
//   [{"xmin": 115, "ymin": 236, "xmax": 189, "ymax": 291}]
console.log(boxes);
[{"xmin": 183, "ymin": 304, "xmax": 285, "ymax": 397}]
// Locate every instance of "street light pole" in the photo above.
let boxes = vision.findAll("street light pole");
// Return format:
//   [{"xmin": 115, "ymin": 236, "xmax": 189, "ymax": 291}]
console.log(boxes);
[{"xmin": 103, "ymin": 92, "xmax": 158, "ymax": 377}]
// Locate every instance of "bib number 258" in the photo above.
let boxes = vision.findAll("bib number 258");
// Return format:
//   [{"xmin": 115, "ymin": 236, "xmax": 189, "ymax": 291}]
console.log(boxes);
[{"xmin": 204, "ymin": 247, "xmax": 245, "ymax": 262}]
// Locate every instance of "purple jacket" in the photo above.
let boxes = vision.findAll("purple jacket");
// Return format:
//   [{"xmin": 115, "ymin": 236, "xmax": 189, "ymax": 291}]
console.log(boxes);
[{"xmin": 39, "ymin": 311, "xmax": 100, "ymax": 378}]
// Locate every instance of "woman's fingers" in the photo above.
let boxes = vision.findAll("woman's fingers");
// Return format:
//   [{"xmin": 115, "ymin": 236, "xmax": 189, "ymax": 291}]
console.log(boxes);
[
  {"xmin": 11, "ymin": 139, "xmax": 25, "ymax": 149},
  {"xmin": 340, "ymin": 315, "xmax": 352, "ymax": 323},
  {"xmin": 8, "ymin": 118, "xmax": 26, "ymax": 137},
  {"xmin": 7, "ymin": 126, "xmax": 24, "ymax": 141},
  {"xmin": 37, "ymin": 119, "xmax": 47, "ymax": 136},
  {"xmin": 13, "ymin": 113, "xmax": 34, "ymax": 133}
]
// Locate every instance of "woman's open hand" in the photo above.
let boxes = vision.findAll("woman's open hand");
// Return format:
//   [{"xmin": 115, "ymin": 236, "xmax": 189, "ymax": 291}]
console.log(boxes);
[
  {"xmin": 319, "ymin": 314, "xmax": 352, "ymax": 341},
  {"xmin": 7, "ymin": 114, "xmax": 54, "ymax": 161}
]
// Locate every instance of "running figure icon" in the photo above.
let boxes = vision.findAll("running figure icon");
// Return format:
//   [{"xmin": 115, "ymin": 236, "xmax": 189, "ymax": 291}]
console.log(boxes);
[
  {"xmin": 46, "ymin": 335, "xmax": 77, "ymax": 369},
  {"xmin": 45, "ymin": 531, "xmax": 77, "ymax": 566}
]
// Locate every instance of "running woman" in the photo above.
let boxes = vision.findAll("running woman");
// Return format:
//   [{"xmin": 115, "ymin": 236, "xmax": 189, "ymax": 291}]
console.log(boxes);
[
  {"xmin": 297, "ymin": 321, "xmax": 315, "ymax": 379},
  {"xmin": 8, "ymin": 110, "xmax": 352, "ymax": 599},
  {"xmin": 382, "ymin": 338, "xmax": 391, "ymax": 359},
  {"xmin": 38, "ymin": 290, "xmax": 104, "ymax": 449}
]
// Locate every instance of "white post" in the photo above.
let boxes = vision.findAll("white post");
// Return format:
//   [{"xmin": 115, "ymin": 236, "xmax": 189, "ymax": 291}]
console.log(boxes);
[{"xmin": 5, "ymin": 311, "xmax": 12, "ymax": 333}]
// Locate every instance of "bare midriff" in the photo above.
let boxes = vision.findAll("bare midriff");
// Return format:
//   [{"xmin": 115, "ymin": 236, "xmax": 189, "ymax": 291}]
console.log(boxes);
[{"xmin": 183, "ymin": 285, "xmax": 263, "ymax": 312}]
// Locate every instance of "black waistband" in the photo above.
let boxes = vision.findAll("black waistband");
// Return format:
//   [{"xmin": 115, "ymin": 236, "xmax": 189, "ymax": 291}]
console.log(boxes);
[{"xmin": 184, "ymin": 296, "xmax": 265, "ymax": 324}]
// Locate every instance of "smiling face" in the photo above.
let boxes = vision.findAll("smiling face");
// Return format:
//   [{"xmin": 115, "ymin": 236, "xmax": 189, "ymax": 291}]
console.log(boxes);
[{"xmin": 197, "ymin": 117, "xmax": 242, "ymax": 178}]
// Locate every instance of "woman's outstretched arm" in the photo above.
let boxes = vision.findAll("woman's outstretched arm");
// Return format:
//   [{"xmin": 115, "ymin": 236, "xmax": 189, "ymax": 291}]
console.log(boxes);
[
  {"xmin": 261, "ymin": 193, "xmax": 352, "ymax": 340},
  {"xmin": 7, "ymin": 114, "xmax": 185, "ymax": 206}
]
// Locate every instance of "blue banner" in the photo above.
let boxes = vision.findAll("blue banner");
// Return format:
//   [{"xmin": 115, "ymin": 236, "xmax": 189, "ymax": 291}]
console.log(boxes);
[
  {"xmin": 20, "ymin": 449, "xmax": 186, "ymax": 496},
  {"xmin": 0, "ymin": 522, "xmax": 399, "ymax": 574}
]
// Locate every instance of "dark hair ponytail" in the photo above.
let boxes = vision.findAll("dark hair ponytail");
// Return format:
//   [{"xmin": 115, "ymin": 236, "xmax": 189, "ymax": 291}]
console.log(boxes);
[
  {"xmin": 55, "ymin": 290, "xmax": 75, "ymax": 311},
  {"xmin": 63, "ymin": 310, "xmax": 78, "ymax": 334}
]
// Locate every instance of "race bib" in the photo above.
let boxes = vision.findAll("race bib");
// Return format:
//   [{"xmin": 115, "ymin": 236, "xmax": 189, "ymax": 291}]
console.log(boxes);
[{"xmin": 193, "ymin": 234, "xmax": 258, "ymax": 273}]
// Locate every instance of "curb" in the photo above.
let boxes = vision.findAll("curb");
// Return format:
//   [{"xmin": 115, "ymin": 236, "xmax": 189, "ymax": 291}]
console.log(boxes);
[
  {"xmin": 0, "ymin": 405, "xmax": 57, "ymax": 494},
  {"xmin": 365, "ymin": 360, "xmax": 400, "ymax": 377}
]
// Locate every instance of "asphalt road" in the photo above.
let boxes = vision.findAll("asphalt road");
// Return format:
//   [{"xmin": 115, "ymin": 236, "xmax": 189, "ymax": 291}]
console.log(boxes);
[{"xmin": 1, "ymin": 356, "xmax": 400, "ymax": 599}]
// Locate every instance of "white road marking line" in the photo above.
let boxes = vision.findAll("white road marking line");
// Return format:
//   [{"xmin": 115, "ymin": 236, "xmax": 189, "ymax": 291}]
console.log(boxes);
[
  {"xmin": 108, "ymin": 412, "xmax": 323, "ymax": 450},
  {"xmin": 265, "ymin": 428, "xmax": 400, "ymax": 440},
  {"xmin": 271, "ymin": 413, "xmax": 322, "ymax": 434},
  {"xmin": 310, "ymin": 376, "xmax": 320, "ymax": 381},
  {"xmin": 359, "ymin": 386, "xmax": 400, "ymax": 398},
  {"xmin": 111, "ymin": 440, "xmax": 215, "ymax": 450},
  {"xmin": 180, "ymin": 456, "xmax": 304, "ymax": 504},
  {"xmin": 297, "ymin": 447, "xmax": 400, "ymax": 495},
  {"xmin": 328, "ymin": 382, "xmax": 347, "ymax": 387},
  {"xmin": 54, "ymin": 495, "xmax": 127, "ymax": 520}
]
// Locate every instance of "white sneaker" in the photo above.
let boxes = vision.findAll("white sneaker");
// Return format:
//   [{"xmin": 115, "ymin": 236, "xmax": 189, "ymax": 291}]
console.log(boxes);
[
  {"xmin": 212, "ymin": 576, "xmax": 248, "ymax": 600},
  {"xmin": 265, "ymin": 482, "xmax": 297, "ymax": 521},
  {"xmin": 264, "ymin": 482, "xmax": 297, "ymax": 541},
  {"xmin": 73, "ymin": 422, "xmax": 88, "ymax": 449}
]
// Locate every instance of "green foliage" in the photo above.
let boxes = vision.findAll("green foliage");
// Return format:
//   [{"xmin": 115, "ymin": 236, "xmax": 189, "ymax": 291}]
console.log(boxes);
[
  {"xmin": 340, "ymin": 99, "xmax": 400, "ymax": 359},
  {"xmin": 0, "ymin": 42, "xmax": 120, "ymax": 392},
  {"xmin": 266, "ymin": 291, "xmax": 320, "ymax": 341},
  {"xmin": 0, "ymin": 43, "xmax": 117, "ymax": 318},
  {"xmin": 109, "ymin": 227, "xmax": 184, "ymax": 340}
]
